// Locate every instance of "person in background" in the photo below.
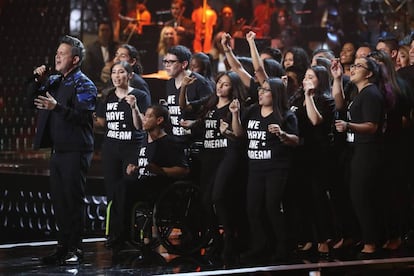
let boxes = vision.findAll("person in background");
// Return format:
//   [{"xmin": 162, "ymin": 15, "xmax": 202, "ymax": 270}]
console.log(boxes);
[
  {"xmin": 180, "ymin": 71, "xmax": 248, "ymax": 265},
  {"xmin": 101, "ymin": 44, "xmax": 150, "ymax": 96},
  {"xmin": 310, "ymin": 49, "xmax": 335, "ymax": 66},
  {"xmin": 27, "ymin": 35, "xmax": 97, "ymax": 265},
  {"xmin": 269, "ymin": 8, "xmax": 300, "ymax": 50},
  {"xmin": 339, "ymin": 41, "xmax": 357, "ymax": 77},
  {"xmin": 235, "ymin": 0, "xmax": 253, "ymax": 25},
  {"xmin": 123, "ymin": 0, "xmax": 152, "ymax": 37},
  {"xmin": 189, "ymin": 52, "xmax": 215, "ymax": 89},
  {"xmin": 192, "ymin": 0, "xmax": 217, "ymax": 53},
  {"xmin": 251, "ymin": 0, "xmax": 276, "ymax": 38},
  {"xmin": 260, "ymin": 46, "xmax": 282, "ymax": 63},
  {"xmin": 335, "ymin": 57, "xmax": 385, "ymax": 259},
  {"xmin": 290, "ymin": 65, "xmax": 335, "ymax": 259},
  {"xmin": 210, "ymin": 31, "xmax": 229, "ymax": 78},
  {"xmin": 355, "ymin": 43, "xmax": 374, "ymax": 59},
  {"xmin": 395, "ymin": 45, "xmax": 411, "ymax": 71},
  {"xmin": 214, "ymin": 5, "xmax": 244, "ymax": 38},
  {"xmin": 231, "ymin": 78, "xmax": 299, "ymax": 264},
  {"xmin": 125, "ymin": 104, "xmax": 189, "ymax": 187},
  {"xmin": 124, "ymin": 105, "xmax": 189, "ymax": 253},
  {"xmin": 83, "ymin": 19, "xmax": 117, "ymax": 91},
  {"xmin": 165, "ymin": 0, "xmax": 195, "ymax": 51},
  {"xmin": 157, "ymin": 26, "xmax": 179, "ymax": 71},
  {"xmin": 282, "ymin": 46, "xmax": 310, "ymax": 85},
  {"xmin": 222, "ymin": 32, "xmax": 284, "ymax": 106},
  {"xmin": 376, "ymin": 35, "xmax": 399, "ymax": 66},
  {"xmin": 162, "ymin": 45, "xmax": 213, "ymax": 145},
  {"xmin": 107, "ymin": 0, "xmax": 122, "ymax": 42},
  {"xmin": 367, "ymin": 50, "xmax": 411, "ymax": 252},
  {"xmin": 94, "ymin": 61, "xmax": 149, "ymax": 251}
]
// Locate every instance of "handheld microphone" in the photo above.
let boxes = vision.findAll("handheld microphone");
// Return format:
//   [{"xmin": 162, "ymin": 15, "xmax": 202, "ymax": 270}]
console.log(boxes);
[{"xmin": 33, "ymin": 64, "xmax": 53, "ymax": 81}]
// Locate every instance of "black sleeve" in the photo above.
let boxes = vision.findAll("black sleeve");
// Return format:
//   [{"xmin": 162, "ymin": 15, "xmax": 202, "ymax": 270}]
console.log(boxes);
[
  {"xmin": 131, "ymin": 89, "xmax": 151, "ymax": 113},
  {"xmin": 25, "ymin": 80, "xmax": 42, "ymax": 109},
  {"xmin": 186, "ymin": 73, "xmax": 214, "ymax": 111},
  {"xmin": 284, "ymin": 111, "xmax": 299, "ymax": 136}
]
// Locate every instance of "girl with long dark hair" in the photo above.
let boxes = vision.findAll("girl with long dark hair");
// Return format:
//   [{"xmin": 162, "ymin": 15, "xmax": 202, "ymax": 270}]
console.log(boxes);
[
  {"xmin": 231, "ymin": 77, "xmax": 299, "ymax": 264},
  {"xmin": 180, "ymin": 71, "xmax": 248, "ymax": 264}
]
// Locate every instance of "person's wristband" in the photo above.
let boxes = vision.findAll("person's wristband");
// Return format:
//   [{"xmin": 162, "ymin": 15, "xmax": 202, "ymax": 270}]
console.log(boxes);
[{"xmin": 346, "ymin": 122, "xmax": 350, "ymax": 131}]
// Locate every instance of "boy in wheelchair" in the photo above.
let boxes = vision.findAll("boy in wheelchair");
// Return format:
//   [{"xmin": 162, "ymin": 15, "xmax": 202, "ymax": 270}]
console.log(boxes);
[{"xmin": 106, "ymin": 104, "xmax": 189, "ymax": 254}]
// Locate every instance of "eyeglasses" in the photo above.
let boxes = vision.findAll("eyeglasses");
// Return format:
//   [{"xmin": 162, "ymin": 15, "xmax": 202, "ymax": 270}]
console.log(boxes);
[
  {"xmin": 257, "ymin": 86, "xmax": 272, "ymax": 93},
  {"xmin": 162, "ymin": 59, "xmax": 179, "ymax": 66},
  {"xmin": 350, "ymin": 63, "xmax": 369, "ymax": 71}
]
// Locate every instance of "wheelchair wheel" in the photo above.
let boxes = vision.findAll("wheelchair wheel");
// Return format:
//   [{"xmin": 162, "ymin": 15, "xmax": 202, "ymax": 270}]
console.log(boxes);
[
  {"xmin": 153, "ymin": 181, "xmax": 213, "ymax": 256},
  {"xmin": 130, "ymin": 201, "xmax": 159, "ymax": 249}
]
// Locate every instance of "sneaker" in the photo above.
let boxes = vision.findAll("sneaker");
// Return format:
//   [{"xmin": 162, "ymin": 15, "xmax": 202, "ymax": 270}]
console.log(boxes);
[
  {"xmin": 42, "ymin": 245, "xmax": 68, "ymax": 265},
  {"xmin": 63, "ymin": 248, "xmax": 83, "ymax": 265}
]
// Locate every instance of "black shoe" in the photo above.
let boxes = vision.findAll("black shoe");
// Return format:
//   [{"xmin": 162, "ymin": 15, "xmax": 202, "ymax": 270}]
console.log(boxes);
[
  {"xmin": 42, "ymin": 245, "xmax": 68, "ymax": 265},
  {"xmin": 63, "ymin": 248, "xmax": 83, "ymax": 265}
]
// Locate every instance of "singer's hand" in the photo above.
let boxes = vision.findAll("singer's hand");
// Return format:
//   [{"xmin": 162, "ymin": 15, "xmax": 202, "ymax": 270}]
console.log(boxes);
[
  {"xmin": 33, "ymin": 65, "xmax": 48, "ymax": 82},
  {"xmin": 34, "ymin": 92, "xmax": 57, "ymax": 110}
]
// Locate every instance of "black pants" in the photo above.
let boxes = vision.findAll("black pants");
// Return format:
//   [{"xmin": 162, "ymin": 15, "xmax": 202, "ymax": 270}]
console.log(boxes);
[
  {"xmin": 49, "ymin": 150, "xmax": 93, "ymax": 250},
  {"xmin": 329, "ymin": 143, "xmax": 360, "ymax": 241},
  {"xmin": 199, "ymin": 149, "xmax": 246, "ymax": 244},
  {"xmin": 102, "ymin": 141, "xmax": 140, "ymax": 238},
  {"xmin": 287, "ymin": 145, "xmax": 333, "ymax": 244},
  {"xmin": 102, "ymin": 141, "xmax": 139, "ymax": 203},
  {"xmin": 350, "ymin": 143, "xmax": 383, "ymax": 245},
  {"xmin": 246, "ymin": 167, "xmax": 288, "ymax": 256}
]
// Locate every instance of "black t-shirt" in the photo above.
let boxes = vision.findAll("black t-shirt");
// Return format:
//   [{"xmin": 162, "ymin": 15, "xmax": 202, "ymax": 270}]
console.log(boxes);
[
  {"xmin": 242, "ymin": 104, "xmax": 298, "ymax": 170},
  {"xmin": 292, "ymin": 92, "xmax": 335, "ymax": 146},
  {"xmin": 247, "ymin": 77, "xmax": 260, "ymax": 106},
  {"xmin": 348, "ymin": 84, "xmax": 384, "ymax": 144},
  {"xmin": 137, "ymin": 134, "xmax": 188, "ymax": 179},
  {"xmin": 96, "ymin": 88, "xmax": 149, "ymax": 143},
  {"xmin": 165, "ymin": 72, "xmax": 213, "ymax": 139},
  {"xmin": 202, "ymin": 104, "xmax": 235, "ymax": 151},
  {"xmin": 130, "ymin": 73, "xmax": 150, "ymax": 96}
]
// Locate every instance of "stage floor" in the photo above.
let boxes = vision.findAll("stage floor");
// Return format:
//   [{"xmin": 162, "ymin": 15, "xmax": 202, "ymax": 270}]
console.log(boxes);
[
  {"xmin": 2, "ymin": 150, "xmax": 414, "ymax": 275},
  {"xmin": 2, "ymin": 239, "xmax": 414, "ymax": 275}
]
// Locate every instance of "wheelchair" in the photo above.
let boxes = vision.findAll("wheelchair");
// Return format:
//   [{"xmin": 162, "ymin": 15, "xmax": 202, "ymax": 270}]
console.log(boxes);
[
  {"xmin": 107, "ymin": 141, "xmax": 215, "ymax": 259},
  {"xmin": 129, "ymin": 180, "xmax": 214, "ymax": 257}
]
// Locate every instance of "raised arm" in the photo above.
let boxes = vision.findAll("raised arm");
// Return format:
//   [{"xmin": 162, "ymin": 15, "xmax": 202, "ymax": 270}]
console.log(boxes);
[
  {"xmin": 221, "ymin": 33, "xmax": 252, "ymax": 87},
  {"xmin": 178, "ymin": 75, "xmax": 197, "ymax": 111},
  {"xmin": 330, "ymin": 58, "xmax": 345, "ymax": 110},
  {"xmin": 229, "ymin": 99, "xmax": 244, "ymax": 137},
  {"xmin": 125, "ymin": 94, "xmax": 143, "ymax": 129},
  {"xmin": 246, "ymin": 31, "xmax": 268, "ymax": 85},
  {"xmin": 303, "ymin": 80, "xmax": 324, "ymax": 126}
]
